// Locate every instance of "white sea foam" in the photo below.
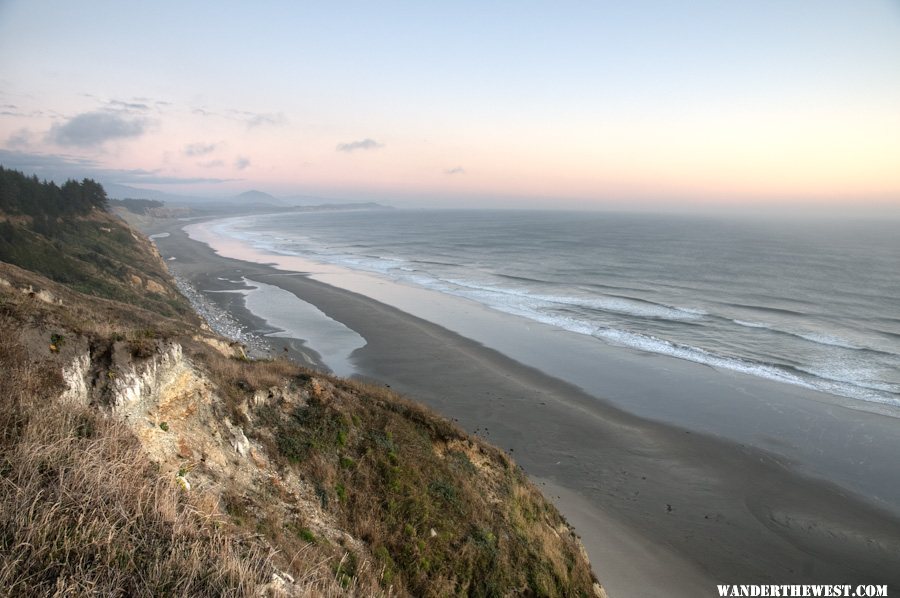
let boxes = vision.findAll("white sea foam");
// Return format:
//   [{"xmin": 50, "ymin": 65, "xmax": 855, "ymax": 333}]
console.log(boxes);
[
  {"xmin": 795, "ymin": 332, "xmax": 861, "ymax": 350},
  {"xmin": 412, "ymin": 278, "xmax": 900, "ymax": 405},
  {"xmin": 732, "ymin": 319, "xmax": 864, "ymax": 351},
  {"xmin": 796, "ymin": 362, "xmax": 899, "ymax": 394},
  {"xmin": 438, "ymin": 278, "xmax": 707, "ymax": 322},
  {"xmin": 732, "ymin": 319, "xmax": 772, "ymax": 329},
  {"xmin": 590, "ymin": 328, "xmax": 900, "ymax": 406}
]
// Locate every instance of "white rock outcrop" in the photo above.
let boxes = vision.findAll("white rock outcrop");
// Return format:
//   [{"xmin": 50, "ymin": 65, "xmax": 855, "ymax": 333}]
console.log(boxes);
[{"xmin": 60, "ymin": 353, "xmax": 91, "ymax": 405}]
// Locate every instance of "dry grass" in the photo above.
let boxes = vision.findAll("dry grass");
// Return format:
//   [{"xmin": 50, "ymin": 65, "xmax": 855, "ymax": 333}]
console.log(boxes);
[
  {"xmin": 0, "ymin": 291, "xmax": 382, "ymax": 596},
  {"xmin": 0, "ymin": 323, "xmax": 273, "ymax": 596},
  {"xmin": 196, "ymin": 349, "xmax": 304, "ymax": 392},
  {"xmin": 0, "ymin": 261, "xmax": 193, "ymax": 345},
  {"xmin": 191, "ymin": 347, "xmax": 308, "ymax": 427}
]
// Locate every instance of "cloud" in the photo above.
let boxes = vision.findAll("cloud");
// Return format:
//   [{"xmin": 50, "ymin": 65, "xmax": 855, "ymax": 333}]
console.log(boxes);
[
  {"xmin": 199, "ymin": 159, "xmax": 224, "ymax": 168},
  {"xmin": 6, "ymin": 128, "xmax": 34, "ymax": 149},
  {"xmin": 46, "ymin": 111, "xmax": 148, "ymax": 147},
  {"xmin": 193, "ymin": 107, "xmax": 287, "ymax": 128},
  {"xmin": 336, "ymin": 138, "xmax": 384, "ymax": 152},
  {"xmin": 119, "ymin": 173, "xmax": 236, "ymax": 185},
  {"xmin": 234, "ymin": 156, "xmax": 251, "ymax": 170},
  {"xmin": 444, "ymin": 166, "xmax": 465, "ymax": 175},
  {"xmin": 107, "ymin": 99, "xmax": 150, "ymax": 112},
  {"xmin": 184, "ymin": 142, "xmax": 219, "ymax": 156},
  {"xmin": 244, "ymin": 112, "xmax": 287, "ymax": 128},
  {"xmin": 0, "ymin": 149, "xmax": 237, "ymax": 186},
  {"xmin": 0, "ymin": 149, "xmax": 98, "ymax": 176},
  {"xmin": 0, "ymin": 104, "xmax": 44, "ymax": 117}
]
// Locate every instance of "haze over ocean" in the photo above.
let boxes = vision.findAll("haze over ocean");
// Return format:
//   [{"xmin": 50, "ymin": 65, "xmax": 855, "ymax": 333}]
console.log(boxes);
[{"xmin": 207, "ymin": 209, "xmax": 900, "ymax": 408}]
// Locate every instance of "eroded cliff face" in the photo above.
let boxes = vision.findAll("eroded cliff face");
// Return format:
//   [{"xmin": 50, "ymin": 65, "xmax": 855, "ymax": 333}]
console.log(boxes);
[{"xmin": 60, "ymin": 340, "xmax": 371, "ymax": 588}]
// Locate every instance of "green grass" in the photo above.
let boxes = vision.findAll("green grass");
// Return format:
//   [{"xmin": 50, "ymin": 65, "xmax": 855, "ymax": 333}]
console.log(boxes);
[{"xmin": 234, "ymin": 375, "xmax": 597, "ymax": 596}]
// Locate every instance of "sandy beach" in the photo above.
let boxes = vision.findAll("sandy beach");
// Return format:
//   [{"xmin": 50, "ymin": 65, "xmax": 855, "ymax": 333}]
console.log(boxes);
[{"xmin": 150, "ymin": 217, "xmax": 900, "ymax": 596}]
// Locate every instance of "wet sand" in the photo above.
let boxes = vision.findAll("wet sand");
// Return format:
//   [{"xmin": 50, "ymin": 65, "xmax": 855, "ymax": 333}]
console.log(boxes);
[{"xmin": 151, "ymin": 219, "xmax": 900, "ymax": 596}]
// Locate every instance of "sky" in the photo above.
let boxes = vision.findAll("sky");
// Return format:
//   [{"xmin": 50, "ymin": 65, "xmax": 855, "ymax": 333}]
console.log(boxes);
[{"xmin": 1, "ymin": 0, "xmax": 899, "ymax": 211}]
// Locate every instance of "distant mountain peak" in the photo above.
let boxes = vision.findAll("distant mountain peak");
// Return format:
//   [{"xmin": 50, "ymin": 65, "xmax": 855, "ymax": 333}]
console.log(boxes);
[{"xmin": 234, "ymin": 189, "xmax": 278, "ymax": 200}]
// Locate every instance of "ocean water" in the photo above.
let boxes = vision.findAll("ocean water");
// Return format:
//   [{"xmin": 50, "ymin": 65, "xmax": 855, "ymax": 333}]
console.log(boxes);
[{"xmin": 212, "ymin": 209, "xmax": 900, "ymax": 407}]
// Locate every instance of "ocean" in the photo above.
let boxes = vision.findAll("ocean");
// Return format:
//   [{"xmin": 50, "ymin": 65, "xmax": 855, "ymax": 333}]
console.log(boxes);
[{"xmin": 209, "ymin": 209, "xmax": 900, "ymax": 408}]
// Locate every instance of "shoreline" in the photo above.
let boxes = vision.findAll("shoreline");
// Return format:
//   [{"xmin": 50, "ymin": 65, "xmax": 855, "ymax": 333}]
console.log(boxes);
[
  {"xmin": 182, "ymin": 214, "xmax": 900, "ymax": 514},
  {"xmin": 150, "ymin": 216, "xmax": 900, "ymax": 595},
  {"xmin": 187, "ymin": 212, "xmax": 900, "ymax": 415}
]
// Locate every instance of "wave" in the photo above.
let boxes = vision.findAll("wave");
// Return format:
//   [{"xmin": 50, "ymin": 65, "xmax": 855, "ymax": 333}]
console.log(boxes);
[
  {"xmin": 437, "ymin": 278, "xmax": 708, "ymax": 322},
  {"xmin": 732, "ymin": 319, "xmax": 772, "ymax": 329},
  {"xmin": 217, "ymin": 224, "xmax": 705, "ymax": 324},
  {"xmin": 795, "ymin": 363, "xmax": 900, "ymax": 395},
  {"xmin": 412, "ymin": 258, "xmax": 467, "ymax": 268},
  {"xmin": 728, "ymin": 319, "xmax": 893, "ymax": 354},
  {"xmin": 590, "ymin": 328, "xmax": 899, "ymax": 406},
  {"xmin": 235, "ymin": 228, "xmax": 709, "ymax": 327},
  {"xmin": 418, "ymin": 279, "xmax": 899, "ymax": 405},
  {"xmin": 720, "ymin": 301, "xmax": 808, "ymax": 317},
  {"xmin": 794, "ymin": 332, "xmax": 861, "ymax": 350},
  {"xmin": 487, "ymin": 298, "xmax": 899, "ymax": 405},
  {"xmin": 877, "ymin": 329, "xmax": 900, "ymax": 341},
  {"xmin": 494, "ymin": 272, "xmax": 558, "ymax": 286}
]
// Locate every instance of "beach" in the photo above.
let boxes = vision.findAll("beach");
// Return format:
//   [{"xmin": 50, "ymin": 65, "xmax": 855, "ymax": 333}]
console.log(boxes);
[{"xmin": 150, "ymin": 216, "xmax": 900, "ymax": 596}]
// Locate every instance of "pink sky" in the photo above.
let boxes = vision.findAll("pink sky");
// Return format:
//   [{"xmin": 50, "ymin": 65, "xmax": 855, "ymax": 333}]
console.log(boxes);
[{"xmin": 1, "ymin": 1, "xmax": 898, "ymax": 210}]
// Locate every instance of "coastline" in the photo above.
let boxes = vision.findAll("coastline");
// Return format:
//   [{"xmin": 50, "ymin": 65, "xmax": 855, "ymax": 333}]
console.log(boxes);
[{"xmin": 150, "ymin": 216, "xmax": 900, "ymax": 595}]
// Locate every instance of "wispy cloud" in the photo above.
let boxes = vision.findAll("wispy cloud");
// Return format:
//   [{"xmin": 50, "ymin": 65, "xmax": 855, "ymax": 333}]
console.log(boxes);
[
  {"xmin": 336, "ymin": 138, "xmax": 384, "ymax": 152},
  {"xmin": 246, "ymin": 112, "xmax": 286, "ymax": 128},
  {"xmin": 106, "ymin": 99, "xmax": 150, "ymax": 112},
  {"xmin": 193, "ymin": 107, "xmax": 287, "ymax": 129},
  {"xmin": 234, "ymin": 156, "xmax": 251, "ymax": 170},
  {"xmin": 119, "ymin": 173, "xmax": 236, "ymax": 185},
  {"xmin": 0, "ymin": 149, "xmax": 98, "ymax": 175},
  {"xmin": 46, "ymin": 111, "xmax": 148, "ymax": 147},
  {"xmin": 184, "ymin": 142, "xmax": 219, "ymax": 156},
  {"xmin": 0, "ymin": 104, "xmax": 45, "ymax": 118},
  {"xmin": 199, "ymin": 159, "xmax": 224, "ymax": 168},
  {"xmin": 444, "ymin": 166, "xmax": 465, "ymax": 175}
]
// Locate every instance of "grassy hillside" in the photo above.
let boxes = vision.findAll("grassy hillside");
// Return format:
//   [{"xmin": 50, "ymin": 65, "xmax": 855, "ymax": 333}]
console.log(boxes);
[
  {"xmin": 0, "ymin": 314, "xmax": 274, "ymax": 596},
  {"xmin": 0, "ymin": 169, "xmax": 600, "ymax": 596},
  {"xmin": 0, "ymin": 166, "xmax": 192, "ymax": 319}
]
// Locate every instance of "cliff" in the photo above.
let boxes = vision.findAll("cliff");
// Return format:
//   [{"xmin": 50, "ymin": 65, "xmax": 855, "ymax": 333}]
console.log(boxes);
[{"xmin": 0, "ymin": 170, "xmax": 602, "ymax": 596}]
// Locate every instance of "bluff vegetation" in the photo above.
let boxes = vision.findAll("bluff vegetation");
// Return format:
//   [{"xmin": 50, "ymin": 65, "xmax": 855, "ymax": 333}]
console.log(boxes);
[{"xmin": 0, "ymin": 167, "xmax": 603, "ymax": 597}]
